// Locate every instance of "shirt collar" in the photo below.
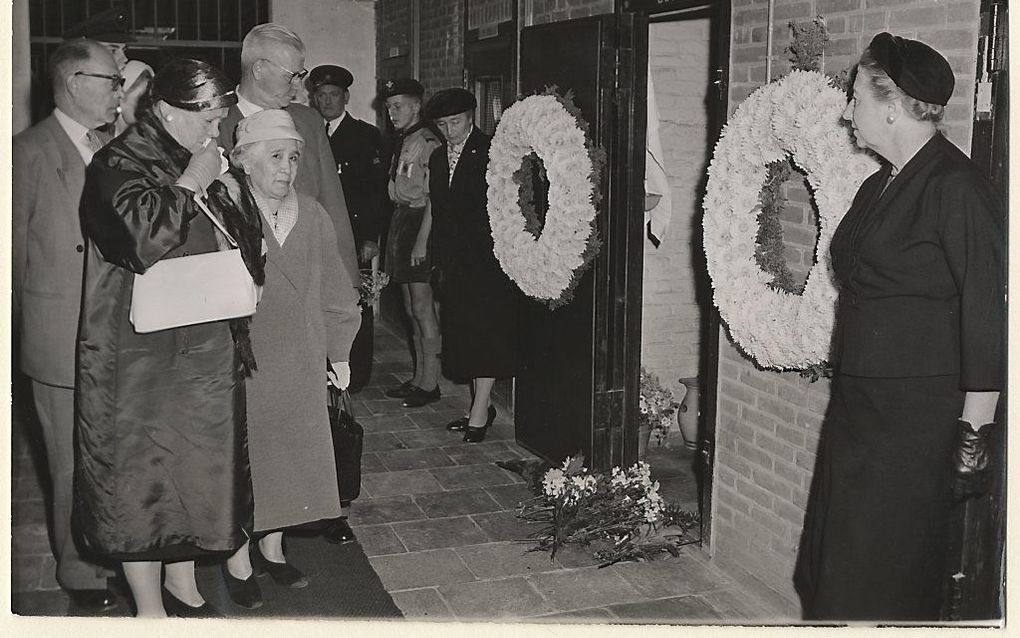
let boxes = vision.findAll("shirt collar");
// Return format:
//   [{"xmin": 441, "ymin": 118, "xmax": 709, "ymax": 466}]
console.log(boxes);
[
  {"xmin": 53, "ymin": 108, "xmax": 90, "ymax": 143},
  {"xmin": 235, "ymin": 87, "xmax": 264, "ymax": 118}
]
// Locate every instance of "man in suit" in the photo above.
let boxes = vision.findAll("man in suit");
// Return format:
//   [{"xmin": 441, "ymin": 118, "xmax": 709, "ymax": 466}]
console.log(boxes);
[
  {"xmin": 309, "ymin": 64, "xmax": 386, "ymax": 393},
  {"xmin": 13, "ymin": 38, "xmax": 123, "ymax": 612},
  {"xmin": 216, "ymin": 23, "xmax": 360, "ymax": 282}
]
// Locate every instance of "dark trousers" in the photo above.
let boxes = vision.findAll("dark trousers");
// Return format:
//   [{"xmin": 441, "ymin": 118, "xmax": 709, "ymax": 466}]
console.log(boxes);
[{"xmin": 349, "ymin": 304, "xmax": 374, "ymax": 390}]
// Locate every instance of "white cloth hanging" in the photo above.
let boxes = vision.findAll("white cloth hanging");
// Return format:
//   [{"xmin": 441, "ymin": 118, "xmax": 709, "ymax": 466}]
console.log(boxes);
[{"xmin": 644, "ymin": 68, "xmax": 673, "ymax": 244}]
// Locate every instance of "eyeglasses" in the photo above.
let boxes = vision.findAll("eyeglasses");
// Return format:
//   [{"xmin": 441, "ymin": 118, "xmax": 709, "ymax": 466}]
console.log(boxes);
[
  {"xmin": 260, "ymin": 58, "xmax": 308, "ymax": 83},
  {"xmin": 74, "ymin": 71, "xmax": 125, "ymax": 90}
]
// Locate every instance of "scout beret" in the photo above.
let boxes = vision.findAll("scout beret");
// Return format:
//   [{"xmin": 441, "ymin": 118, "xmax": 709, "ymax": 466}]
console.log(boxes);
[
  {"xmin": 379, "ymin": 77, "xmax": 425, "ymax": 100},
  {"xmin": 425, "ymin": 88, "xmax": 477, "ymax": 119},
  {"xmin": 866, "ymin": 32, "xmax": 955, "ymax": 106},
  {"xmin": 309, "ymin": 65, "xmax": 353, "ymax": 90},
  {"xmin": 63, "ymin": 5, "xmax": 135, "ymax": 43}
]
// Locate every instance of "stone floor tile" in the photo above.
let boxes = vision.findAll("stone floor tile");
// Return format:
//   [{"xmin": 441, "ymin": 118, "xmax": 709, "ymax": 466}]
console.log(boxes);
[
  {"xmin": 389, "ymin": 587, "xmax": 455, "ymax": 621},
  {"xmin": 455, "ymin": 542, "xmax": 562, "ymax": 579},
  {"xmin": 351, "ymin": 495, "xmax": 426, "ymax": 525},
  {"xmin": 391, "ymin": 516, "xmax": 490, "ymax": 551},
  {"xmin": 357, "ymin": 414, "xmax": 420, "ymax": 433},
  {"xmin": 376, "ymin": 447, "xmax": 456, "ymax": 472},
  {"xmin": 439, "ymin": 576, "xmax": 553, "ymax": 619},
  {"xmin": 362, "ymin": 432, "xmax": 408, "ymax": 453},
  {"xmin": 471, "ymin": 510, "xmax": 536, "ymax": 543},
  {"xmin": 12, "ymin": 523, "xmax": 54, "ymax": 556},
  {"xmin": 350, "ymin": 386, "xmax": 387, "ymax": 401},
  {"xmin": 407, "ymin": 409, "xmax": 468, "ymax": 429},
  {"xmin": 12, "ymin": 498, "xmax": 47, "ymax": 527},
  {"xmin": 369, "ymin": 360, "xmax": 409, "ymax": 375},
  {"xmin": 429, "ymin": 464, "xmax": 520, "ymax": 490},
  {"xmin": 481, "ymin": 423, "xmax": 516, "ymax": 441},
  {"xmin": 698, "ymin": 588, "xmax": 776, "ymax": 621},
  {"xmin": 484, "ymin": 483, "xmax": 536, "ymax": 511},
  {"xmin": 356, "ymin": 524, "xmax": 407, "ymax": 557},
  {"xmin": 360, "ymin": 398, "xmax": 412, "ymax": 416},
  {"xmin": 369, "ymin": 548, "xmax": 476, "ymax": 590},
  {"xmin": 613, "ymin": 554, "xmax": 728, "ymax": 598},
  {"xmin": 414, "ymin": 488, "xmax": 503, "ymax": 518},
  {"xmin": 360, "ymin": 452, "xmax": 387, "ymax": 475},
  {"xmin": 361, "ymin": 469, "xmax": 444, "ymax": 497},
  {"xmin": 531, "ymin": 606, "xmax": 617, "ymax": 622},
  {"xmin": 548, "ymin": 544, "xmax": 601, "ymax": 569},
  {"xmin": 425, "ymin": 397, "xmax": 471, "ymax": 413},
  {"xmin": 605, "ymin": 594, "xmax": 721, "ymax": 623},
  {"xmin": 528, "ymin": 567, "xmax": 643, "ymax": 611},
  {"xmin": 444, "ymin": 441, "xmax": 524, "ymax": 466},
  {"xmin": 11, "ymin": 556, "xmax": 43, "ymax": 593},
  {"xmin": 395, "ymin": 428, "xmax": 462, "ymax": 450}
]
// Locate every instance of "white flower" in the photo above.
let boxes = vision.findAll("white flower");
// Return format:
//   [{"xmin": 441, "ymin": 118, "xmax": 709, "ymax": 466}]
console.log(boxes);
[{"xmin": 703, "ymin": 70, "xmax": 879, "ymax": 370}]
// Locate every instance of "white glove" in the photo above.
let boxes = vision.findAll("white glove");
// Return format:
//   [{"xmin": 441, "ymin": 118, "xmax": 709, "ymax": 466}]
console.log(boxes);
[{"xmin": 327, "ymin": 361, "xmax": 351, "ymax": 391}]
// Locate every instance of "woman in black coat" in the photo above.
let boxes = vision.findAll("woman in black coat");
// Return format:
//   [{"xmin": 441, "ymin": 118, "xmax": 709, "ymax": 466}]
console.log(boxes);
[
  {"xmin": 426, "ymin": 89, "xmax": 518, "ymax": 443},
  {"xmin": 794, "ymin": 33, "xmax": 1005, "ymax": 621}
]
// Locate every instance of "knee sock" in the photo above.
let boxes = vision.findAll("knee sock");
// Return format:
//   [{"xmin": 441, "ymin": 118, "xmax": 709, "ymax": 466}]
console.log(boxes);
[{"xmin": 420, "ymin": 336, "xmax": 442, "ymax": 391}]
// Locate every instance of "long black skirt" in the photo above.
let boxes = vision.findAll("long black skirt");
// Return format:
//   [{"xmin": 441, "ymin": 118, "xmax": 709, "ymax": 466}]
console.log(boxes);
[{"xmin": 794, "ymin": 373, "xmax": 963, "ymax": 621}]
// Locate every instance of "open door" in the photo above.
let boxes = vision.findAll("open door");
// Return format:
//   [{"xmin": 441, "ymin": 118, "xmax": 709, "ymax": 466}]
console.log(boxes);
[{"xmin": 514, "ymin": 14, "xmax": 647, "ymax": 470}]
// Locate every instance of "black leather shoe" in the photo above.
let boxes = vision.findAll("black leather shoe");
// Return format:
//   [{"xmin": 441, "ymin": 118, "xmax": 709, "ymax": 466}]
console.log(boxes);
[
  {"xmin": 402, "ymin": 385, "xmax": 441, "ymax": 408},
  {"xmin": 385, "ymin": 380, "xmax": 416, "ymax": 399},
  {"xmin": 252, "ymin": 542, "xmax": 309, "ymax": 588},
  {"xmin": 323, "ymin": 517, "xmax": 357, "ymax": 544},
  {"xmin": 161, "ymin": 588, "xmax": 223, "ymax": 618},
  {"xmin": 67, "ymin": 588, "xmax": 118, "ymax": 612},
  {"xmin": 221, "ymin": 564, "xmax": 263, "ymax": 609}
]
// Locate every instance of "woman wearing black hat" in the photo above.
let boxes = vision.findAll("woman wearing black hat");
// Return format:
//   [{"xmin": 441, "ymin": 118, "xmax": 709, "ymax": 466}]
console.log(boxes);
[
  {"xmin": 426, "ymin": 88, "xmax": 518, "ymax": 443},
  {"xmin": 794, "ymin": 33, "xmax": 1005, "ymax": 621}
]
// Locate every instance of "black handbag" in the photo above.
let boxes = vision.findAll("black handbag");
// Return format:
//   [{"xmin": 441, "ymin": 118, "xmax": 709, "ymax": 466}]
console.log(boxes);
[{"xmin": 327, "ymin": 365, "xmax": 364, "ymax": 503}]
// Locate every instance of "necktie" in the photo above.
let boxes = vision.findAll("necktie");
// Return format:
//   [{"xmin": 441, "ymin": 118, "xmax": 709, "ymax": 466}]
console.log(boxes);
[{"xmin": 85, "ymin": 130, "xmax": 104, "ymax": 153}]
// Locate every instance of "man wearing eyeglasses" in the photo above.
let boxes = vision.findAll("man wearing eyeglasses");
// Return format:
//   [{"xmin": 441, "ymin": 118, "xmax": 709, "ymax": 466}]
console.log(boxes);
[
  {"xmin": 13, "ymin": 39, "xmax": 123, "ymax": 613},
  {"xmin": 217, "ymin": 23, "xmax": 360, "ymax": 283}
]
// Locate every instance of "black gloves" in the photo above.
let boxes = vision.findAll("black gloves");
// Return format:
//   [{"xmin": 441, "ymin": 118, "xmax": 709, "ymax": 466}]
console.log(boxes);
[{"xmin": 951, "ymin": 419, "xmax": 995, "ymax": 502}]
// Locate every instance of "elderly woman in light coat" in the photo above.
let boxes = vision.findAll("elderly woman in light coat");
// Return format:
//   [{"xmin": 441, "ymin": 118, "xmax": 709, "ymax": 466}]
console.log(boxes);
[{"xmin": 219, "ymin": 109, "xmax": 361, "ymax": 609}]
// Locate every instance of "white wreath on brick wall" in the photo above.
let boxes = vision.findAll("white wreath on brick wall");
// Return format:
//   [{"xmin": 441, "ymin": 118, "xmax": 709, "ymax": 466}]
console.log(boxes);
[{"xmin": 703, "ymin": 70, "xmax": 879, "ymax": 370}]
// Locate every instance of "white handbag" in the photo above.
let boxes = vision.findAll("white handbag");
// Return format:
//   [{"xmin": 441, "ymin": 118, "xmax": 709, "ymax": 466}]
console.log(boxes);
[{"xmin": 129, "ymin": 195, "xmax": 258, "ymax": 333}]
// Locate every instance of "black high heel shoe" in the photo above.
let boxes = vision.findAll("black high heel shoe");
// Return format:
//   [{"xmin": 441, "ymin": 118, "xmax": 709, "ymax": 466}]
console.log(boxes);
[
  {"xmin": 447, "ymin": 405, "xmax": 496, "ymax": 432},
  {"xmin": 161, "ymin": 587, "xmax": 223, "ymax": 618},
  {"xmin": 251, "ymin": 540, "xmax": 309, "ymax": 588},
  {"xmin": 221, "ymin": 564, "xmax": 263, "ymax": 609},
  {"xmin": 462, "ymin": 406, "xmax": 497, "ymax": 443}
]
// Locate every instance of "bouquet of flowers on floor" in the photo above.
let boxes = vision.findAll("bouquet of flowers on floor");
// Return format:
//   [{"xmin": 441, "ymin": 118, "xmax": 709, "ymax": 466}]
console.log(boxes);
[
  {"xmin": 358, "ymin": 268, "xmax": 390, "ymax": 306},
  {"xmin": 639, "ymin": 367, "xmax": 679, "ymax": 446},
  {"xmin": 516, "ymin": 455, "xmax": 699, "ymax": 566}
]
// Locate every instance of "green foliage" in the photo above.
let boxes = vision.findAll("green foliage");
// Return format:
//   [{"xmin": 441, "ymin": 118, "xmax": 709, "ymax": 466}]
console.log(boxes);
[{"xmin": 786, "ymin": 17, "xmax": 830, "ymax": 72}]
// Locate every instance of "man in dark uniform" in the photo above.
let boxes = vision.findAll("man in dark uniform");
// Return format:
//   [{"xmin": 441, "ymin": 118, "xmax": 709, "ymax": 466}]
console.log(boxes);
[{"xmin": 309, "ymin": 64, "xmax": 386, "ymax": 395}]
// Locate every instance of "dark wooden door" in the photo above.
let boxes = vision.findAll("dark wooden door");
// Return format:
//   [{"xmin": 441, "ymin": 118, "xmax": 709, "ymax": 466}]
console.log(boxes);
[{"xmin": 514, "ymin": 14, "xmax": 647, "ymax": 469}]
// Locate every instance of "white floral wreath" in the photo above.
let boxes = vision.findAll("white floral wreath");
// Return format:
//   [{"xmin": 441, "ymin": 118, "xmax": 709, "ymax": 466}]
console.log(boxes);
[
  {"xmin": 486, "ymin": 94, "xmax": 599, "ymax": 306},
  {"xmin": 703, "ymin": 70, "xmax": 879, "ymax": 370}
]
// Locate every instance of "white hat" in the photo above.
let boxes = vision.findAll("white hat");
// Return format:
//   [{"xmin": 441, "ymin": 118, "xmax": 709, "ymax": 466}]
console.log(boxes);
[{"xmin": 234, "ymin": 109, "xmax": 304, "ymax": 147}]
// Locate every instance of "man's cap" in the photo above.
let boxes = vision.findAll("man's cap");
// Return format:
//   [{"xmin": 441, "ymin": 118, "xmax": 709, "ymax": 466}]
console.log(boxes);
[
  {"xmin": 379, "ymin": 78, "xmax": 425, "ymax": 100},
  {"xmin": 63, "ymin": 5, "xmax": 135, "ymax": 43},
  {"xmin": 866, "ymin": 32, "xmax": 955, "ymax": 106},
  {"xmin": 309, "ymin": 65, "xmax": 354, "ymax": 90},
  {"xmin": 425, "ymin": 88, "xmax": 477, "ymax": 119}
]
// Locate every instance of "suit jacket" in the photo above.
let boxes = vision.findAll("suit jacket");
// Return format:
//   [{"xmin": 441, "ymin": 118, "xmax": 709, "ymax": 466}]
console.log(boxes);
[
  {"xmin": 218, "ymin": 101, "xmax": 359, "ymax": 282},
  {"xmin": 428, "ymin": 127, "xmax": 499, "ymax": 273},
  {"xmin": 829, "ymin": 133, "xmax": 1005, "ymax": 390},
  {"xmin": 327, "ymin": 114, "xmax": 386, "ymax": 251},
  {"xmin": 12, "ymin": 114, "xmax": 96, "ymax": 386}
]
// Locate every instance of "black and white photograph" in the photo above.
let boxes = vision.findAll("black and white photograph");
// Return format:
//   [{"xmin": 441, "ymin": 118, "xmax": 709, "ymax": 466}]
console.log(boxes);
[{"xmin": 6, "ymin": 0, "xmax": 1009, "ymax": 633}]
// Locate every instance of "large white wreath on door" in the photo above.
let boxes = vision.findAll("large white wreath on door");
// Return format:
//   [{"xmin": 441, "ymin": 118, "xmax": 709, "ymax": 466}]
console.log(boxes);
[
  {"xmin": 486, "ymin": 92, "xmax": 604, "ymax": 309},
  {"xmin": 703, "ymin": 70, "xmax": 879, "ymax": 370}
]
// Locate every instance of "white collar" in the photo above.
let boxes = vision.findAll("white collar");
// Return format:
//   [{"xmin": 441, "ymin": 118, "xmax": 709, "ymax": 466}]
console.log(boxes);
[
  {"xmin": 235, "ymin": 88, "xmax": 265, "ymax": 118},
  {"xmin": 53, "ymin": 108, "xmax": 90, "ymax": 142}
]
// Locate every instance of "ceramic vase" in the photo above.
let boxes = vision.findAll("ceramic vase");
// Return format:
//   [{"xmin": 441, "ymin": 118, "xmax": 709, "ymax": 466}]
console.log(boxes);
[{"xmin": 677, "ymin": 376, "xmax": 699, "ymax": 450}]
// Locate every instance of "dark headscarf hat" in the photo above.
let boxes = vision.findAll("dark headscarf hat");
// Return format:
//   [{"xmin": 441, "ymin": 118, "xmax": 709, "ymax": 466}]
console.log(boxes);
[
  {"xmin": 426, "ymin": 88, "xmax": 477, "ymax": 119},
  {"xmin": 151, "ymin": 58, "xmax": 238, "ymax": 112},
  {"xmin": 866, "ymin": 32, "xmax": 955, "ymax": 106}
]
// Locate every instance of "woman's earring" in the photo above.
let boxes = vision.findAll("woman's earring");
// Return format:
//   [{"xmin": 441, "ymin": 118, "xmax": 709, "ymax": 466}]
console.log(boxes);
[
  {"xmin": 886, "ymin": 115, "xmax": 895, "ymax": 124},
  {"xmin": 165, "ymin": 114, "xmax": 173, "ymax": 122}
]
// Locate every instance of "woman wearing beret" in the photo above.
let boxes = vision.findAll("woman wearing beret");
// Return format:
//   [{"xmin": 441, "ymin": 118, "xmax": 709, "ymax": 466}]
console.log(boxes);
[
  {"xmin": 219, "ymin": 109, "xmax": 361, "ymax": 608},
  {"xmin": 794, "ymin": 33, "xmax": 1005, "ymax": 621},
  {"xmin": 426, "ymin": 88, "xmax": 518, "ymax": 443}
]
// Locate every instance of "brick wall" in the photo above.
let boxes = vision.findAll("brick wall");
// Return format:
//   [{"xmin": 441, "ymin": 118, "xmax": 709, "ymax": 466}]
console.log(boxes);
[
  {"xmin": 641, "ymin": 17, "xmax": 711, "ymax": 411},
  {"xmin": 713, "ymin": 0, "xmax": 981, "ymax": 611},
  {"xmin": 419, "ymin": 0, "xmax": 465, "ymax": 94}
]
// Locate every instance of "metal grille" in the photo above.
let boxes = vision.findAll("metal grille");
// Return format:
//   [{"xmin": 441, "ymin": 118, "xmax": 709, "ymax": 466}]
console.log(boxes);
[{"xmin": 474, "ymin": 76, "xmax": 504, "ymax": 136}]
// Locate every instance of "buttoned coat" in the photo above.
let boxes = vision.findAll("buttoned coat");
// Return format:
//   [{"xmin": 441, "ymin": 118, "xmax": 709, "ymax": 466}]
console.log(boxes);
[
  {"xmin": 218, "ymin": 102, "xmax": 360, "ymax": 283},
  {"xmin": 327, "ymin": 114, "xmax": 386, "ymax": 247},
  {"xmin": 12, "ymin": 114, "xmax": 94, "ymax": 386}
]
